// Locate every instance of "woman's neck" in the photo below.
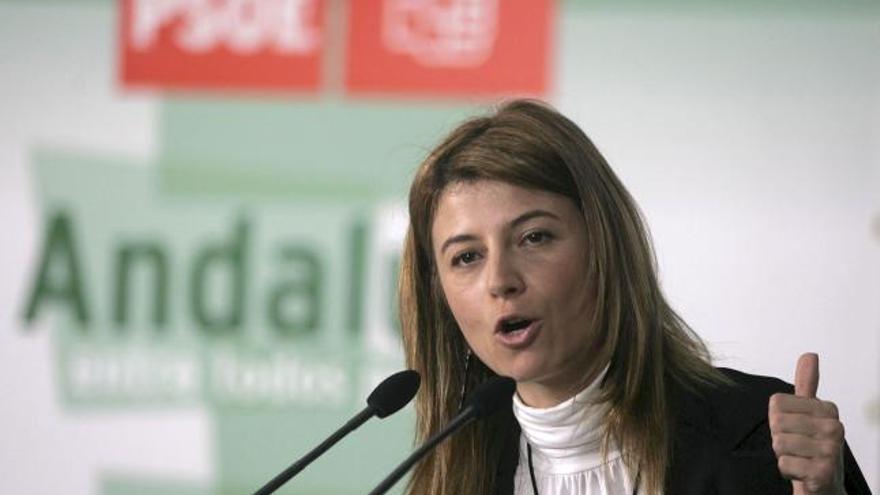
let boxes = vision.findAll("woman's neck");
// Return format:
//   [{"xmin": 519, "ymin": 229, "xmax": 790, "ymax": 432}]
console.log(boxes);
[{"xmin": 516, "ymin": 357, "xmax": 607, "ymax": 408}]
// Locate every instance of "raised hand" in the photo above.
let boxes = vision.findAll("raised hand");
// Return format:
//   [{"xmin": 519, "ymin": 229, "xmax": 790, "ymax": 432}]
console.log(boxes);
[{"xmin": 769, "ymin": 353, "xmax": 846, "ymax": 494}]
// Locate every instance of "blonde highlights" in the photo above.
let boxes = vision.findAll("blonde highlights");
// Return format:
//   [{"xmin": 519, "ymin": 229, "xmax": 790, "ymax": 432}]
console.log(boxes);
[{"xmin": 399, "ymin": 100, "xmax": 725, "ymax": 494}]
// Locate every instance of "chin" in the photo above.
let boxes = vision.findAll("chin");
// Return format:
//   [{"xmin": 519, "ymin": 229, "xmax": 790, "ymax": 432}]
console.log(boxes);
[{"xmin": 493, "ymin": 354, "xmax": 548, "ymax": 384}]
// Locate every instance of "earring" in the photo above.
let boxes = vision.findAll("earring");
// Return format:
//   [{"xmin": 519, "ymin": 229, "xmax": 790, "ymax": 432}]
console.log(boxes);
[{"xmin": 457, "ymin": 348, "xmax": 473, "ymax": 412}]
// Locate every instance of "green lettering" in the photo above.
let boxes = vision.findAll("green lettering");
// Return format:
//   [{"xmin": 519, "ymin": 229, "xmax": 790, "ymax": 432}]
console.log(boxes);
[
  {"xmin": 22, "ymin": 210, "xmax": 90, "ymax": 327},
  {"xmin": 387, "ymin": 254, "xmax": 401, "ymax": 335},
  {"xmin": 267, "ymin": 246, "xmax": 322, "ymax": 337},
  {"xmin": 113, "ymin": 242, "xmax": 169, "ymax": 329},
  {"xmin": 190, "ymin": 217, "xmax": 249, "ymax": 335},
  {"xmin": 347, "ymin": 219, "xmax": 367, "ymax": 335}
]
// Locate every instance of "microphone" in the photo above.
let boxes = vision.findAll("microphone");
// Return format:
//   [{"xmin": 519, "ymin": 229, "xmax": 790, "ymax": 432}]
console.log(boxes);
[
  {"xmin": 367, "ymin": 375, "xmax": 516, "ymax": 495},
  {"xmin": 253, "ymin": 369, "xmax": 420, "ymax": 495}
]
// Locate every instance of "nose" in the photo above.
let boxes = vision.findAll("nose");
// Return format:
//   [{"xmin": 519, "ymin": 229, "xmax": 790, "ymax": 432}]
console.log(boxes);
[{"xmin": 486, "ymin": 250, "xmax": 525, "ymax": 299}]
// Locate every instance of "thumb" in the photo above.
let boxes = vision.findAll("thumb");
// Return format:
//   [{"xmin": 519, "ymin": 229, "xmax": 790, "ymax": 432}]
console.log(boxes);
[{"xmin": 794, "ymin": 352, "xmax": 819, "ymax": 398}]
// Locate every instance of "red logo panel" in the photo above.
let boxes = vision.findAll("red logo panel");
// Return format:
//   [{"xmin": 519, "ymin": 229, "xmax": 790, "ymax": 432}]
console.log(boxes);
[
  {"xmin": 345, "ymin": 0, "xmax": 553, "ymax": 97},
  {"xmin": 119, "ymin": 0, "xmax": 325, "ymax": 92}
]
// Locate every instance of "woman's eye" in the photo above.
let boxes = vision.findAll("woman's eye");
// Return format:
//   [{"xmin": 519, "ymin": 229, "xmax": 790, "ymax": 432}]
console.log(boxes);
[
  {"xmin": 452, "ymin": 251, "xmax": 480, "ymax": 266},
  {"xmin": 523, "ymin": 231, "xmax": 552, "ymax": 245}
]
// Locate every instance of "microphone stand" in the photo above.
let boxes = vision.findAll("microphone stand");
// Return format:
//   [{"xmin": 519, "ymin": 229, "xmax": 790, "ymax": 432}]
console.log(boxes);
[
  {"xmin": 367, "ymin": 405, "xmax": 476, "ymax": 495},
  {"xmin": 254, "ymin": 406, "xmax": 375, "ymax": 495}
]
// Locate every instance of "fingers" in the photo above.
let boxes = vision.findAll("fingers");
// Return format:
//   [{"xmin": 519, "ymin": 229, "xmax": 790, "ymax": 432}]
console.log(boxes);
[
  {"xmin": 772, "ymin": 433, "xmax": 843, "ymax": 459},
  {"xmin": 769, "ymin": 412, "xmax": 845, "ymax": 440},
  {"xmin": 777, "ymin": 454, "xmax": 839, "ymax": 491},
  {"xmin": 769, "ymin": 393, "xmax": 839, "ymax": 418},
  {"xmin": 795, "ymin": 352, "xmax": 819, "ymax": 398}
]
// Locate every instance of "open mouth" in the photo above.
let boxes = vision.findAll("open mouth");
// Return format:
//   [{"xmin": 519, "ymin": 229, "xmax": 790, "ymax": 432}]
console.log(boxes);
[
  {"xmin": 494, "ymin": 315, "xmax": 541, "ymax": 348},
  {"xmin": 497, "ymin": 317, "xmax": 533, "ymax": 334}
]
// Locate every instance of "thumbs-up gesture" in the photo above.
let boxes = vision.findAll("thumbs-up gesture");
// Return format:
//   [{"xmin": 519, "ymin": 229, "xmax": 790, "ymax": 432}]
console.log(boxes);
[{"xmin": 769, "ymin": 353, "xmax": 846, "ymax": 494}]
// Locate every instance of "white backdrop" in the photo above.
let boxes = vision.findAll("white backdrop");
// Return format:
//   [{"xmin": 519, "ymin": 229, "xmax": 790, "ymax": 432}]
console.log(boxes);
[{"xmin": 558, "ymin": 12, "xmax": 879, "ymax": 488}]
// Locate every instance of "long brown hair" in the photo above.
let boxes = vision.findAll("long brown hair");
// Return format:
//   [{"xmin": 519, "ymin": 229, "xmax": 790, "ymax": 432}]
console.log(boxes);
[{"xmin": 399, "ymin": 99, "xmax": 726, "ymax": 494}]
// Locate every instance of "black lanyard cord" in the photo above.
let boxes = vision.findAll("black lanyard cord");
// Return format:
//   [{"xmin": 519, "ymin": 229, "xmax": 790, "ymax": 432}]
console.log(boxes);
[
  {"xmin": 525, "ymin": 442, "xmax": 641, "ymax": 495},
  {"xmin": 527, "ymin": 443, "xmax": 539, "ymax": 494}
]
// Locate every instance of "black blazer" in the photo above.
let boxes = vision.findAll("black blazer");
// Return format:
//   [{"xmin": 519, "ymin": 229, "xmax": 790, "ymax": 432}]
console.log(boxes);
[{"xmin": 495, "ymin": 368, "xmax": 871, "ymax": 494}]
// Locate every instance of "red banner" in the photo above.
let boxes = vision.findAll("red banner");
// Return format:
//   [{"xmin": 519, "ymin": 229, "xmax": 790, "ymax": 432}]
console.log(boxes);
[
  {"xmin": 345, "ymin": 0, "xmax": 553, "ymax": 97},
  {"xmin": 119, "ymin": 0, "xmax": 325, "ymax": 92}
]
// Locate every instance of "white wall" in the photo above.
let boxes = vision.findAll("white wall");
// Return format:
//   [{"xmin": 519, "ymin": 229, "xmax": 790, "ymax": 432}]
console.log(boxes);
[{"xmin": 558, "ymin": 12, "xmax": 879, "ymax": 487}]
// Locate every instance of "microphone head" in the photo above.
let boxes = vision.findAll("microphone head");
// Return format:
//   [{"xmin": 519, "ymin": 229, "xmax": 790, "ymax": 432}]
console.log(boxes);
[
  {"xmin": 465, "ymin": 376, "xmax": 516, "ymax": 419},
  {"xmin": 367, "ymin": 370, "xmax": 421, "ymax": 418}
]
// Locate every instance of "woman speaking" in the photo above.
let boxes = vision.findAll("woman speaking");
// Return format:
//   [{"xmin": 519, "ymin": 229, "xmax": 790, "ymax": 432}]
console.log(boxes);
[{"xmin": 397, "ymin": 100, "xmax": 870, "ymax": 494}]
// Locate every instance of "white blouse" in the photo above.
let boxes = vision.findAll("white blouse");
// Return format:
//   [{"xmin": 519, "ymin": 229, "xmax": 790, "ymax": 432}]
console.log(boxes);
[{"xmin": 511, "ymin": 368, "xmax": 643, "ymax": 495}]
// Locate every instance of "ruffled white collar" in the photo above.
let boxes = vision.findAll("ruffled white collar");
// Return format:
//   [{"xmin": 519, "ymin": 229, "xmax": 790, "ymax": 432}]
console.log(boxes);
[{"xmin": 512, "ymin": 366, "xmax": 617, "ymax": 475}]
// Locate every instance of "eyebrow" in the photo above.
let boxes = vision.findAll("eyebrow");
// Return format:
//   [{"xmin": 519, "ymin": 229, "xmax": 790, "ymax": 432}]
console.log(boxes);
[{"xmin": 438, "ymin": 209, "xmax": 562, "ymax": 255}]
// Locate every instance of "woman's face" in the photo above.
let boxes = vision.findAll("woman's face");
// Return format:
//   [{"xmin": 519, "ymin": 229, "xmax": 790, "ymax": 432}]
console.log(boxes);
[{"xmin": 431, "ymin": 179, "xmax": 599, "ymax": 407}]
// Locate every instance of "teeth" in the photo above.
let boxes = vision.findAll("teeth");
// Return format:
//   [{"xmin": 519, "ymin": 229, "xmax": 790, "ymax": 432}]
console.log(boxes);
[{"xmin": 502, "ymin": 318, "xmax": 530, "ymax": 332}]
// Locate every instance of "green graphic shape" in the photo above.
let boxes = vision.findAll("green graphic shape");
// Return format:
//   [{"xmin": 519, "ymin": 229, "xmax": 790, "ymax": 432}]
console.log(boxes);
[
  {"xmin": 157, "ymin": 98, "xmax": 473, "ymax": 199},
  {"xmin": 28, "ymin": 149, "xmax": 414, "ymax": 494}
]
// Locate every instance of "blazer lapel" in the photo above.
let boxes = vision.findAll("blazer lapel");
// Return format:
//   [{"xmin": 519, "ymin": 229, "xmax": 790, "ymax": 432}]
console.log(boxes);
[{"xmin": 665, "ymin": 368, "xmax": 794, "ymax": 495}]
